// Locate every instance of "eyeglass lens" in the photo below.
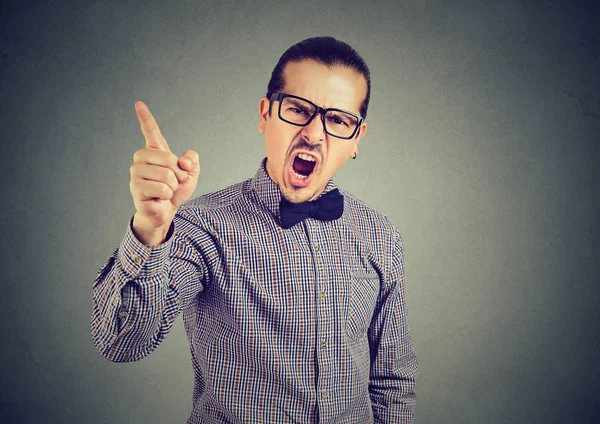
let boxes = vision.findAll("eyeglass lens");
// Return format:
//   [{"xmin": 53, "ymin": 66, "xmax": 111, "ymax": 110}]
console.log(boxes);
[{"xmin": 279, "ymin": 96, "xmax": 358, "ymax": 138}]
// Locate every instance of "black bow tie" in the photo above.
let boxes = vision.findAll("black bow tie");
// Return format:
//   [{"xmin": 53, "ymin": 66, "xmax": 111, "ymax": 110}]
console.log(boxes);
[{"xmin": 279, "ymin": 189, "xmax": 344, "ymax": 229}]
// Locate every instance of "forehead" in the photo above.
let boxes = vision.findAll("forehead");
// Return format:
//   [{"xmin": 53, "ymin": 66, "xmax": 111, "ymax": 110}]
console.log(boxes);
[{"xmin": 281, "ymin": 60, "xmax": 367, "ymax": 114}]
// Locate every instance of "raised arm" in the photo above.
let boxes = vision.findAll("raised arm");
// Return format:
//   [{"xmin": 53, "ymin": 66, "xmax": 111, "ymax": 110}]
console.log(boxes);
[{"xmin": 90, "ymin": 102, "xmax": 207, "ymax": 362}]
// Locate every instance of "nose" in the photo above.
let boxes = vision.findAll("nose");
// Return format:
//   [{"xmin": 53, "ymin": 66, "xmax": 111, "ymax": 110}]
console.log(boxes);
[{"xmin": 301, "ymin": 112, "xmax": 325, "ymax": 143}]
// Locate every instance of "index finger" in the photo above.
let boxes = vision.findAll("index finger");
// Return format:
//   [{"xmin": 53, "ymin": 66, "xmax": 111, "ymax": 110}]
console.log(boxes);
[{"xmin": 135, "ymin": 101, "xmax": 171, "ymax": 151}]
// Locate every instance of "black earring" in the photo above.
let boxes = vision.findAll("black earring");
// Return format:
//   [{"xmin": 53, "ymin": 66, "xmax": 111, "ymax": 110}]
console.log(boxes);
[{"xmin": 351, "ymin": 152, "xmax": 357, "ymax": 160}]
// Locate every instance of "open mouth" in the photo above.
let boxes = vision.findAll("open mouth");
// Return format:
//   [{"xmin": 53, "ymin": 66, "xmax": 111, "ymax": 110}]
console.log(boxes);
[{"xmin": 291, "ymin": 153, "xmax": 317, "ymax": 179}]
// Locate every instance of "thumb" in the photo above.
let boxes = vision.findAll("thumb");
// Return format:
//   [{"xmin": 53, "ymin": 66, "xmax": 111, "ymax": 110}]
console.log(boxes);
[{"xmin": 178, "ymin": 150, "xmax": 200, "ymax": 177}]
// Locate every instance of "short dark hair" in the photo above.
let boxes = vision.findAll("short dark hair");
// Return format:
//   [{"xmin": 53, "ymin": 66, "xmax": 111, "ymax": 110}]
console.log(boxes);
[{"xmin": 266, "ymin": 37, "xmax": 371, "ymax": 119}]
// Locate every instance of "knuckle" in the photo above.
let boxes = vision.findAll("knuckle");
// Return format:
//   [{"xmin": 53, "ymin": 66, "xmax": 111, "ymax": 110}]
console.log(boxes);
[
  {"xmin": 162, "ymin": 167, "xmax": 173, "ymax": 182},
  {"xmin": 133, "ymin": 150, "xmax": 141, "ymax": 162},
  {"xmin": 162, "ymin": 184, "xmax": 173, "ymax": 199},
  {"xmin": 129, "ymin": 180, "xmax": 139, "ymax": 197},
  {"xmin": 168, "ymin": 171, "xmax": 178, "ymax": 188}
]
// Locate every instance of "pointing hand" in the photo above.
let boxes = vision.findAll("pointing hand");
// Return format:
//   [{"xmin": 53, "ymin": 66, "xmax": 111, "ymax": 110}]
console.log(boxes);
[{"xmin": 129, "ymin": 101, "xmax": 200, "ymax": 244}]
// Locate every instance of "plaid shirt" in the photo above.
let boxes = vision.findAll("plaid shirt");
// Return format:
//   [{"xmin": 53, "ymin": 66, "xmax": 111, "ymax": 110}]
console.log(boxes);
[{"xmin": 91, "ymin": 159, "xmax": 417, "ymax": 423}]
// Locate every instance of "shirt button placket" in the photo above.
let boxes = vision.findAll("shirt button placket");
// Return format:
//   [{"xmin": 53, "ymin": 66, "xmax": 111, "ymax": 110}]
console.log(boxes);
[
  {"xmin": 307, "ymin": 222, "xmax": 331, "ymax": 417},
  {"xmin": 318, "ymin": 286, "xmax": 329, "ymax": 414}
]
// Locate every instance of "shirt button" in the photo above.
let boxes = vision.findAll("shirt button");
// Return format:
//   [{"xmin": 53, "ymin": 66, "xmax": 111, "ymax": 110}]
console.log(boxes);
[
  {"xmin": 319, "ymin": 291, "xmax": 326, "ymax": 301},
  {"xmin": 314, "ymin": 245, "xmax": 320, "ymax": 252},
  {"xmin": 320, "ymin": 339, "xmax": 328, "ymax": 348},
  {"xmin": 134, "ymin": 256, "xmax": 143, "ymax": 265},
  {"xmin": 119, "ymin": 310, "xmax": 128, "ymax": 317},
  {"xmin": 322, "ymin": 390, "xmax": 329, "ymax": 398}
]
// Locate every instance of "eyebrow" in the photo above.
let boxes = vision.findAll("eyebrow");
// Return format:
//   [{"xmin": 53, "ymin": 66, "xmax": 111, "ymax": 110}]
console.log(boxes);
[
  {"xmin": 286, "ymin": 95, "xmax": 360, "ymax": 116},
  {"xmin": 285, "ymin": 97, "xmax": 314, "ymax": 108}
]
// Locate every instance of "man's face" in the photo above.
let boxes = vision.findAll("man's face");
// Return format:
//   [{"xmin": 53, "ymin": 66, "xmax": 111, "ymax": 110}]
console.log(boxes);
[{"xmin": 258, "ymin": 60, "xmax": 368, "ymax": 203}]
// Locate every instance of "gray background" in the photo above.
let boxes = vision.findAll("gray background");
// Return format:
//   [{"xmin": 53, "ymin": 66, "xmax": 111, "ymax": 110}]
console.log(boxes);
[{"xmin": 1, "ymin": 0, "xmax": 599, "ymax": 423}]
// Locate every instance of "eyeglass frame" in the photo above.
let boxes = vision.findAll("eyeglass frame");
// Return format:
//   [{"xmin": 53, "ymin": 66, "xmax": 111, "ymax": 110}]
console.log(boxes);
[{"xmin": 268, "ymin": 92, "xmax": 365, "ymax": 140}]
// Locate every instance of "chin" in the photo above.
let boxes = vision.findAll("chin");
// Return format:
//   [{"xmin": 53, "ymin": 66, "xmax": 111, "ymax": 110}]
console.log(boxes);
[{"xmin": 280, "ymin": 186, "xmax": 311, "ymax": 203}]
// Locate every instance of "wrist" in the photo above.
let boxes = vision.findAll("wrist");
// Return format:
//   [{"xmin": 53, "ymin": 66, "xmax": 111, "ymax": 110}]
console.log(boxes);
[{"xmin": 132, "ymin": 213, "xmax": 173, "ymax": 246}]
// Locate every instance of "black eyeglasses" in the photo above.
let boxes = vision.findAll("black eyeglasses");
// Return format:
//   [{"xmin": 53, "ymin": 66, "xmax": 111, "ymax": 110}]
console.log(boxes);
[{"xmin": 269, "ymin": 92, "xmax": 364, "ymax": 140}]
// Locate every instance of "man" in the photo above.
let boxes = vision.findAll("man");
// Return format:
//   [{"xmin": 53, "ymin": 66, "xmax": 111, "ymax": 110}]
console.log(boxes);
[{"xmin": 91, "ymin": 36, "xmax": 417, "ymax": 423}]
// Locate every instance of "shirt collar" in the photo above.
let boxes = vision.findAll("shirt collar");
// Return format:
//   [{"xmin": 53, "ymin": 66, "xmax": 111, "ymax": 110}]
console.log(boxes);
[{"xmin": 251, "ymin": 158, "xmax": 339, "ymax": 221}]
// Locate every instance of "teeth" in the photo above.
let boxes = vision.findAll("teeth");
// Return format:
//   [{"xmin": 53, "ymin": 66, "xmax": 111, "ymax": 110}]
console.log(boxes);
[
  {"xmin": 297, "ymin": 153, "xmax": 316, "ymax": 162},
  {"xmin": 293, "ymin": 171, "xmax": 308, "ymax": 179}
]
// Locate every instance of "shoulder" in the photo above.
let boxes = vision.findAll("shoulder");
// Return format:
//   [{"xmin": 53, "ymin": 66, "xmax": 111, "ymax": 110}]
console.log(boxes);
[
  {"xmin": 338, "ymin": 188, "xmax": 405, "ymax": 259},
  {"xmin": 339, "ymin": 189, "xmax": 407, "ymax": 285},
  {"xmin": 175, "ymin": 178, "xmax": 255, "ymax": 225},
  {"xmin": 340, "ymin": 188, "xmax": 400, "ymax": 235},
  {"xmin": 338, "ymin": 189, "xmax": 405, "ymax": 285}
]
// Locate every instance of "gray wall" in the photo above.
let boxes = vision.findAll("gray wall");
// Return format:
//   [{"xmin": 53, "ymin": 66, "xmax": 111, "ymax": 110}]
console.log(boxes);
[{"xmin": 1, "ymin": 0, "xmax": 599, "ymax": 423}]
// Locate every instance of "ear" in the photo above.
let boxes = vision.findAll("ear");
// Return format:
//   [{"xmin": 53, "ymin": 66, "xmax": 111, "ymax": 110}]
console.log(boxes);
[
  {"xmin": 258, "ymin": 97, "xmax": 270, "ymax": 134},
  {"xmin": 351, "ymin": 122, "xmax": 367, "ymax": 157}
]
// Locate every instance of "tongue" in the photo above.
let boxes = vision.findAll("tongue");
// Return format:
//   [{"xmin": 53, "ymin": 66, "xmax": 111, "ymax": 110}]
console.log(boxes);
[{"xmin": 293, "ymin": 156, "xmax": 315, "ymax": 176}]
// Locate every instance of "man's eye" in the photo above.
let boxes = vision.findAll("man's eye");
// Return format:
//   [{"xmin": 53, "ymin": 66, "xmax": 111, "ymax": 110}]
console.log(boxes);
[
  {"xmin": 290, "ymin": 107, "xmax": 308, "ymax": 115},
  {"xmin": 328, "ymin": 116, "xmax": 349, "ymax": 127}
]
